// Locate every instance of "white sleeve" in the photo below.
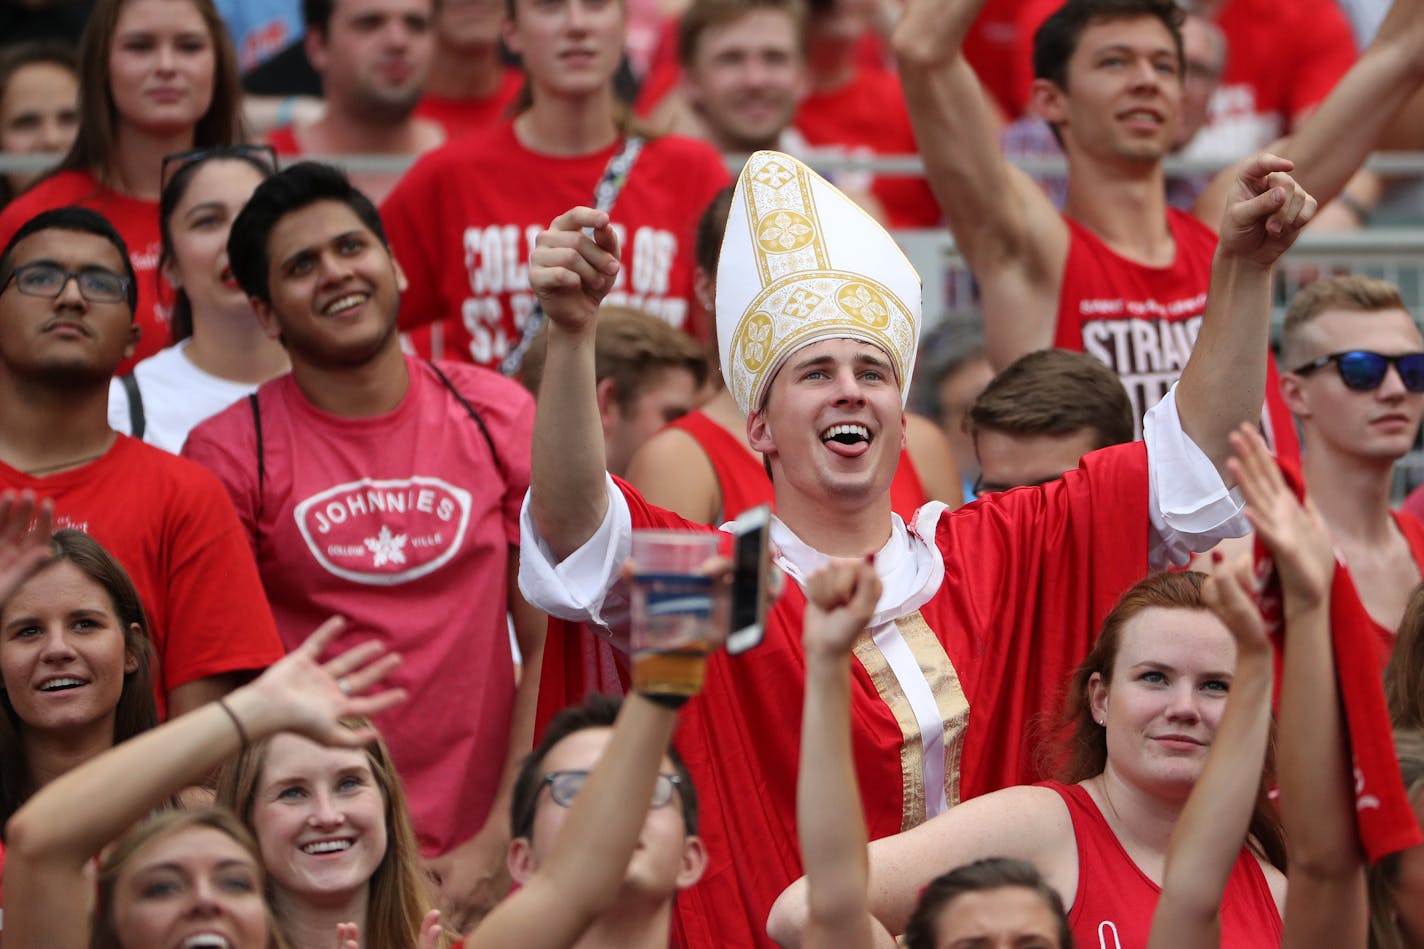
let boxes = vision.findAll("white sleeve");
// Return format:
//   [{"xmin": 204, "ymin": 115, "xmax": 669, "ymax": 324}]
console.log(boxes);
[
  {"xmin": 517, "ymin": 475, "xmax": 634, "ymax": 633},
  {"xmin": 108, "ymin": 376, "xmax": 132, "ymax": 436},
  {"xmin": 1143, "ymin": 382, "xmax": 1250, "ymax": 570}
]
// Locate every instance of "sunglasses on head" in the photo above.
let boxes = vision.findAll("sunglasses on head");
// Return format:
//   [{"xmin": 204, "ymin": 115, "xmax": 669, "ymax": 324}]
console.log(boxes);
[
  {"xmin": 160, "ymin": 144, "xmax": 279, "ymax": 192},
  {"xmin": 1291, "ymin": 350, "xmax": 1424, "ymax": 393}
]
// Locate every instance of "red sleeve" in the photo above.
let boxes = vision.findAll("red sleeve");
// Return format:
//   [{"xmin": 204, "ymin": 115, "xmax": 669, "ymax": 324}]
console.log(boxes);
[
  {"xmin": 382, "ymin": 151, "xmax": 446, "ymax": 332},
  {"xmin": 156, "ymin": 460, "xmax": 284, "ymax": 693}
]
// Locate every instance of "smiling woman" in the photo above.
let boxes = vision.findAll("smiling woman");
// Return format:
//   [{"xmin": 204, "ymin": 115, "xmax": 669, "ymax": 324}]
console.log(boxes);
[
  {"xmin": 768, "ymin": 571, "xmax": 1289, "ymax": 948},
  {"xmin": 218, "ymin": 725, "xmax": 447, "ymax": 949},
  {"xmin": 0, "ymin": 529, "xmax": 157, "ymax": 837}
]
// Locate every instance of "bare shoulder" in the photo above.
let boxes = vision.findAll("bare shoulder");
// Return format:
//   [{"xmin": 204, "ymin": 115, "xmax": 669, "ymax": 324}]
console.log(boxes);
[
  {"xmin": 903, "ymin": 413, "xmax": 964, "ymax": 509},
  {"xmin": 625, "ymin": 425, "xmax": 721, "ymax": 525}
]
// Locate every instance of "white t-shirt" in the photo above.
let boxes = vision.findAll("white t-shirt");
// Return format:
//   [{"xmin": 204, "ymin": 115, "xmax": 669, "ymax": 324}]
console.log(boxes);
[{"xmin": 108, "ymin": 340, "xmax": 269, "ymax": 454}]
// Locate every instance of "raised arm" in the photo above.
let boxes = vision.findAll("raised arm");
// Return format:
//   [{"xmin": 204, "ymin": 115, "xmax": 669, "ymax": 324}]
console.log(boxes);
[
  {"xmin": 892, "ymin": 0, "xmax": 1068, "ymax": 369},
  {"xmin": 1176, "ymin": 155, "xmax": 1316, "ymax": 478},
  {"xmin": 1148, "ymin": 552, "xmax": 1275, "ymax": 949},
  {"xmin": 1229, "ymin": 426, "xmax": 1367, "ymax": 949},
  {"xmin": 768, "ymin": 780, "xmax": 1073, "ymax": 945},
  {"xmin": 796, "ymin": 559, "xmax": 894, "ymax": 949},
  {"xmin": 3, "ymin": 618, "xmax": 406, "ymax": 949},
  {"xmin": 463, "ymin": 692, "xmax": 683, "ymax": 949},
  {"xmin": 527, "ymin": 207, "xmax": 624, "ymax": 560},
  {"xmin": 1194, "ymin": 0, "xmax": 1424, "ymax": 226}
]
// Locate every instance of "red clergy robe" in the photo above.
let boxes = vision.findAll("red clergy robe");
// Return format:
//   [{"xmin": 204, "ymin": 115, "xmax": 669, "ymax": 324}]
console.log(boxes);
[{"xmin": 606, "ymin": 440, "xmax": 1152, "ymax": 948}]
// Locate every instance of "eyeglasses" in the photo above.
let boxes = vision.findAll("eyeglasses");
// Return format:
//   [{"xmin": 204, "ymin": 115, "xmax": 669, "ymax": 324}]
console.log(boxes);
[
  {"xmin": 1291, "ymin": 351, "xmax": 1424, "ymax": 393},
  {"xmin": 160, "ymin": 144, "xmax": 279, "ymax": 191},
  {"xmin": 2, "ymin": 262, "xmax": 130, "ymax": 303},
  {"xmin": 538, "ymin": 769, "xmax": 684, "ymax": 810}
]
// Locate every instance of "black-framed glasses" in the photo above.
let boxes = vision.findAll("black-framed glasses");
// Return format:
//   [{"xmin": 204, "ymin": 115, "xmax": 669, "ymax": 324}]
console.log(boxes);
[
  {"xmin": 1291, "ymin": 350, "xmax": 1424, "ymax": 393},
  {"xmin": 2, "ymin": 262, "xmax": 130, "ymax": 303},
  {"xmin": 160, "ymin": 143, "xmax": 279, "ymax": 192},
  {"xmin": 539, "ymin": 769, "xmax": 684, "ymax": 810}
]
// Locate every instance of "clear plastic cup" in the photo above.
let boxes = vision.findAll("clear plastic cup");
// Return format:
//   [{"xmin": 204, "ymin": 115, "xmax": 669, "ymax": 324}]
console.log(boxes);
[{"xmin": 629, "ymin": 530, "xmax": 722, "ymax": 697}]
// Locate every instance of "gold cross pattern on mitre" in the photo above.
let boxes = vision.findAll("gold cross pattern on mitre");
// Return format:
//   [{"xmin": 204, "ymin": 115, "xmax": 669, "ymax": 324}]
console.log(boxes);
[{"xmin": 715, "ymin": 151, "xmax": 922, "ymax": 417}]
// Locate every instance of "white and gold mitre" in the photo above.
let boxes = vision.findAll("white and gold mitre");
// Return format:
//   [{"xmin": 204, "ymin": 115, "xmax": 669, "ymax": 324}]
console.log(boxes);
[{"xmin": 716, "ymin": 150, "xmax": 921, "ymax": 416}]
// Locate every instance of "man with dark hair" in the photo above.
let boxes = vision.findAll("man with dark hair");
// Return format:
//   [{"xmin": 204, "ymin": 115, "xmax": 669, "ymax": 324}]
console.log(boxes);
[
  {"xmin": 894, "ymin": 0, "xmax": 1424, "ymax": 448},
  {"xmin": 267, "ymin": 0, "xmax": 444, "ymax": 201},
  {"xmin": 463, "ymin": 692, "xmax": 707, "ymax": 947},
  {"xmin": 0, "ymin": 206, "xmax": 284, "ymax": 720},
  {"xmin": 182, "ymin": 162, "xmax": 542, "ymax": 930},
  {"xmin": 1278, "ymin": 275, "xmax": 1424, "ymax": 640},
  {"xmin": 967, "ymin": 348, "xmax": 1134, "ymax": 497},
  {"xmin": 902, "ymin": 858, "xmax": 1072, "ymax": 949}
]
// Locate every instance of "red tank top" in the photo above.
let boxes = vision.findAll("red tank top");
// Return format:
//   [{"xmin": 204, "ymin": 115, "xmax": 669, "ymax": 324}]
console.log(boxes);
[
  {"xmin": 1043, "ymin": 781, "xmax": 1282, "ymax": 949},
  {"xmin": 1053, "ymin": 209, "xmax": 1300, "ymax": 462},
  {"xmin": 668, "ymin": 411, "xmax": 929, "ymax": 523}
]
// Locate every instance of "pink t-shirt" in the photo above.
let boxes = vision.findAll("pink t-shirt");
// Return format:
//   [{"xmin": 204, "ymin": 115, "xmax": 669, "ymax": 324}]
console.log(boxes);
[{"xmin": 183, "ymin": 358, "xmax": 534, "ymax": 855}]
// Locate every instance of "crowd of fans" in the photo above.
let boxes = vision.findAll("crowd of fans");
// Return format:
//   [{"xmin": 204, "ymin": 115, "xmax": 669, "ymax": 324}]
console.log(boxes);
[{"xmin": 0, "ymin": 0, "xmax": 1423, "ymax": 947}]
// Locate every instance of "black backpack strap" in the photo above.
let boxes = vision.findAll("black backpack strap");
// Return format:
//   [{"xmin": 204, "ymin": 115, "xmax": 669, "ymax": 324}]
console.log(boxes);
[
  {"xmin": 248, "ymin": 393, "xmax": 265, "ymax": 496},
  {"xmin": 120, "ymin": 373, "xmax": 145, "ymax": 439},
  {"xmin": 427, "ymin": 361, "xmax": 504, "ymax": 479}
]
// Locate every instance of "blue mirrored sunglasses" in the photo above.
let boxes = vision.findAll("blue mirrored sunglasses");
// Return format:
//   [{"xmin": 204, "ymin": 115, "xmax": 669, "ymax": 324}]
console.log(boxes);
[{"xmin": 1291, "ymin": 350, "xmax": 1424, "ymax": 393}]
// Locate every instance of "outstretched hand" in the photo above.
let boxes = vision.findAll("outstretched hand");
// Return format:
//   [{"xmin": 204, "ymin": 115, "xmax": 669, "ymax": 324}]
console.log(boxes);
[
  {"xmin": 803, "ymin": 558, "xmax": 881, "ymax": 658},
  {"xmin": 244, "ymin": 616, "xmax": 407, "ymax": 745},
  {"xmin": 528, "ymin": 206, "xmax": 622, "ymax": 336},
  {"xmin": 1226, "ymin": 424, "xmax": 1336, "ymax": 606},
  {"xmin": 1219, "ymin": 153, "xmax": 1318, "ymax": 266},
  {"xmin": 0, "ymin": 490, "xmax": 53, "ymax": 605}
]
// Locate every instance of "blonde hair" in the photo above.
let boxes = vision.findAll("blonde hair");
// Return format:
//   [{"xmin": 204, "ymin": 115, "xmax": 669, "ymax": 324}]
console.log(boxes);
[
  {"xmin": 93, "ymin": 807, "xmax": 287, "ymax": 949},
  {"xmin": 1280, "ymin": 275, "xmax": 1411, "ymax": 370},
  {"xmin": 216, "ymin": 726, "xmax": 448, "ymax": 948}
]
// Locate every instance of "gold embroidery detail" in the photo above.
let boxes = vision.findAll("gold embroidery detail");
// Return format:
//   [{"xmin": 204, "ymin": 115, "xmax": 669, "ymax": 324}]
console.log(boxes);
[
  {"xmin": 837, "ymin": 281, "xmax": 891, "ymax": 329},
  {"xmin": 781, "ymin": 287, "xmax": 823, "ymax": 319},
  {"xmin": 739, "ymin": 312, "xmax": 774, "ymax": 372},
  {"xmin": 851, "ymin": 630, "xmax": 924, "ymax": 832},
  {"xmin": 896, "ymin": 611, "xmax": 970, "ymax": 809},
  {"xmin": 754, "ymin": 160, "xmax": 795, "ymax": 189},
  {"xmin": 756, "ymin": 210, "xmax": 816, "ymax": 254}
]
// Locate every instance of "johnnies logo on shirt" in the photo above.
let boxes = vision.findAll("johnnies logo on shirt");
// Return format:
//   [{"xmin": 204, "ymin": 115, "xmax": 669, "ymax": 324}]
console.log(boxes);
[{"xmin": 294, "ymin": 477, "xmax": 472, "ymax": 585}]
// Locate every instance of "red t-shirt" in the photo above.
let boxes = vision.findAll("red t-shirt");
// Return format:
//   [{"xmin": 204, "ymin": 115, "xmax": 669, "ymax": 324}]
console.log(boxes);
[
  {"xmin": 1044, "ymin": 780, "xmax": 1283, "ymax": 948},
  {"xmin": 380, "ymin": 123, "xmax": 731, "ymax": 367},
  {"xmin": 1055, "ymin": 208, "xmax": 1299, "ymax": 461},
  {"xmin": 182, "ymin": 358, "xmax": 534, "ymax": 856},
  {"xmin": 1180, "ymin": 0, "xmax": 1356, "ymax": 160},
  {"xmin": 793, "ymin": 68, "xmax": 941, "ymax": 230},
  {"xmin": 0, "ymin": 170, "xmax": 171, "ymax": 374},
  {"xmin": 0, "ymin": 437, "xmax": 284, "ymax": 718},
  {"xmin": 414, "ymin": 70, "xmax": 524, "ymax": 141},
  {"xmin": 611, "ymin": 439, "xmax": 1152, "ymax": 948},
  {"xmin": 668, "ymin": 409, "xmax": 930, "ymax": 523}
]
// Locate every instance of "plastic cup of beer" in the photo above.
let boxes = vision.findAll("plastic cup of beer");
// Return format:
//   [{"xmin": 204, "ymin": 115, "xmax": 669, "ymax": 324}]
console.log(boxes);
[{"xmin": 630, "ymin": 530, "xmax": 722, "ymax": 697}]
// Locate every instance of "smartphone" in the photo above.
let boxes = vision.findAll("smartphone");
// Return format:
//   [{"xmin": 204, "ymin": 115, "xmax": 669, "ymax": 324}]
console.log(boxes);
[{"xmin": 726, "ymin": 504, "xmax": 772, "ymax": 655}]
